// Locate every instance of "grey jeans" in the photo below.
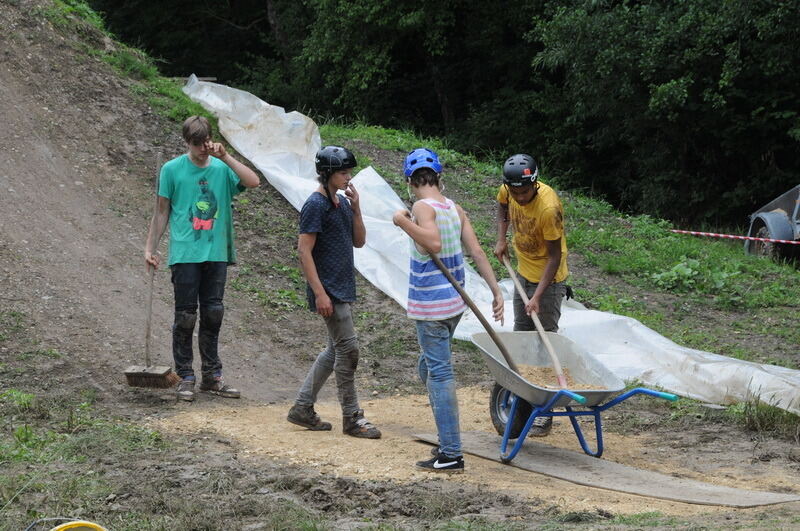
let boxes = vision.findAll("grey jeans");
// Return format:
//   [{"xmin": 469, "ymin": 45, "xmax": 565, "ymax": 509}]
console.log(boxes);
[
  {"xmin": 295, "ymin": 302, "xmax": 360, "ymax": 416},
  {"xmin": 513, "ymin": 275, "xmax": 567, "ymax": 332}
]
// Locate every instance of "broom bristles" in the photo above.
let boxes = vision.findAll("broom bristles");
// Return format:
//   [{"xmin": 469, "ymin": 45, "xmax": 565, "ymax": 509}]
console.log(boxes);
[{"xmin": 125, "ymin": 366, "xmax": 181, "ymax": 389}]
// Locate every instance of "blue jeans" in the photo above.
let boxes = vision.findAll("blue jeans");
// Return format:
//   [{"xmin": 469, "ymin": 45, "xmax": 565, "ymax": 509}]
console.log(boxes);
[
  {"xmin": 171, "ymin": 262, "xmax": 228, "ymax": 380},
  {"xmin": 416, "ymin": 314, "xmax": 462, "ymax": 458},
  {"xmin": 295, "ymin": 302, "xmax": 360, "ymax": 416}
]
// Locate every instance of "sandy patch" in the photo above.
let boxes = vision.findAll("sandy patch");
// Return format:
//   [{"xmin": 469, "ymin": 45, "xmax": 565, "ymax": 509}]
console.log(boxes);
[{"xmin": 152, "ymin": 386, "xmax": 799, "ymax": 516}]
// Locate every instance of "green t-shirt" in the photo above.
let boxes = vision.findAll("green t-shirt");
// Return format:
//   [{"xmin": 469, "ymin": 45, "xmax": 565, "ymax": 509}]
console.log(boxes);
[{"xmin": 158, "ymin": 154, "xmax": 245, "ymax": 265}]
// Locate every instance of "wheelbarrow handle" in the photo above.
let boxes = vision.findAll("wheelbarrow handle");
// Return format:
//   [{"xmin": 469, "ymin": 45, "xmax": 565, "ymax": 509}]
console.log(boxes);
[{"xmin": 428, "ymin": 252, "xmax": 520, "ymax": 374}]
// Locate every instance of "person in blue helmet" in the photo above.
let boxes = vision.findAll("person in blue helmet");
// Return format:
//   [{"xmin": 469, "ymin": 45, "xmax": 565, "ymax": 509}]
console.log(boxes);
[
  {"xmin": 287, "ymin": 146, "xmax": 381, "ymax": 439},
  {"xmin": 393, "ymin": 148, "xmax": 504, "ymax": 473}
]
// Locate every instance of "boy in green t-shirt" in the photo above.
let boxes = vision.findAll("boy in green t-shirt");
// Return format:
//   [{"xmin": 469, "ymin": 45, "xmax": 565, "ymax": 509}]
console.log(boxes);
[{"xmin": 144, "ymin": 116, "xmax": 260, "ymax": 401}]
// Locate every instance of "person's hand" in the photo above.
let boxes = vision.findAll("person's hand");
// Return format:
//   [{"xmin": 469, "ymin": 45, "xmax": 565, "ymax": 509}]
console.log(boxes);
[
  {"xmin": 315, "ymin": 292, "xmax": 333, "ymax": 318},
  {"xmin": 344, "ymin": 183, "xmax": 360, "ymax": 210},
  {"xmin": 207, "ymin": 141, "xmax": 228, "ymax": 159},
  {"xmin": 493, "ymin": 240, "xmax": 508, "ymax": 261},
  {"xmin": 393, "ymin": 209, "xmax": 411, "ymax": 226},
  {"xmin": 144, "ymin": 251, "xmax": 160, "ymax": 272},
  {"xmin": 524, "ymin": 293, "xmax": 541, "ymax": 316},
  {"xmin": 492, "ymin": 292, "xmax": 505, "ymax": 326}
]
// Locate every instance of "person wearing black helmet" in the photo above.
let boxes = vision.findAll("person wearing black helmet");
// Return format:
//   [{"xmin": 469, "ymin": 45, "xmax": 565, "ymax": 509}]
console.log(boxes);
[
  {"xmin": 494, "ymin": 153, "xmax": 569, "ymax": 437},
  {"xmin": 287, "ymin": 146, "xmax": 381, "ymax": 439}
]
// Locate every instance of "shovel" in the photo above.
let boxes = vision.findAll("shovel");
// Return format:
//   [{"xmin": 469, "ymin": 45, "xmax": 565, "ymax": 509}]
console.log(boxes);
[
  {"xmin": 427, "ymin": 253, "xmax": 520, "ymax": 374},
  {"xmin": 501, "ymin": 256, "xmax": 568, "ymax": 388}
]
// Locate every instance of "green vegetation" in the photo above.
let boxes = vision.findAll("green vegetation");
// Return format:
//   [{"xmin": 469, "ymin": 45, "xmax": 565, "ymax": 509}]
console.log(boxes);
[
  {"xmin": 93, "ymin": 0, "xmax": 800, "ymax": 225},
  {"xmin": 727, "ymin": 398, "xmax": 800, "ymax": 443}
]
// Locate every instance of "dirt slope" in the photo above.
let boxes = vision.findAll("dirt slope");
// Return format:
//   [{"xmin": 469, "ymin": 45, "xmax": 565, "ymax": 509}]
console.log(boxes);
[{"xmin": 1, "ymin": 1, "xmax": 799, "ymax": 529}]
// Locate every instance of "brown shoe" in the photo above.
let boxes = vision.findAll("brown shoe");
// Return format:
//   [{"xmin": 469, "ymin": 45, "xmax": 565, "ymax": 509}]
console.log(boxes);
[
  {"xmin": 343, "ymin": 409, "xmax": 381, "ymax": 439},
  {"xmin": 530, "ymin": 416, "xmax": 552, "ymax": 437},
  {"xmin": 287, "ymin": 404, "xmax": 332, "ymax": 431},
  {"xmin": 200, "ymin": 376, "xmax": 240, "ymax": 398},
  {"xmin": 176, "ymin": 379, "xmax": 195, "ymax": 402}
]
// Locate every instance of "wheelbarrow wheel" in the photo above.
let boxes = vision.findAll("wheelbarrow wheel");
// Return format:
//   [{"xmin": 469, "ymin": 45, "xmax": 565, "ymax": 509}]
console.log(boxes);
[{"xmin": 490, "ymin": 383, "xmax": 532, "ymax": 439}]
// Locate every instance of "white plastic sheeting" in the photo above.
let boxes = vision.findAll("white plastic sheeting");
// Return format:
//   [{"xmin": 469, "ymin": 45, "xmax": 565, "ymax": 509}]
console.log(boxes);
[{"xmin": 183, "ymin": 75, "xmax": 800, "ymax": 415}]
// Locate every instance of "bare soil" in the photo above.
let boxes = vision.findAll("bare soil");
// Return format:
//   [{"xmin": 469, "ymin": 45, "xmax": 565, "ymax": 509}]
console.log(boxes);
[{"xmin": 1, "ymin": 1, "xmax": 798, "ymax": 529}]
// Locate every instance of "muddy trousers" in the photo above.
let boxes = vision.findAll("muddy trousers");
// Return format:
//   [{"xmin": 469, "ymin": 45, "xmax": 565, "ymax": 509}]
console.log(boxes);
[
  {"xmin": 171, "ymin": 261, "xmax": 227, "ymax": 381},
  {"xmin": 295, "ymin": 302, "xmax": 360, "ymax": 416},
  {"xmin": 416, "ymin": 314, "xmax": 463, "ymax": 459},
  {"xmin": 512, "ymin": 275, "xmax": 567, "ymax": 333}
]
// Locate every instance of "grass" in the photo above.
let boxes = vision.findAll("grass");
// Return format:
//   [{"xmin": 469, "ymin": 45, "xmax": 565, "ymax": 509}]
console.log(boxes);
[
  {"xmin": 565, "ymin": 194, "xmax": 800, "ymax": 311},
  {"xmin": 727, "ymin": 398, "xmax": 800, "ymax": 443},
  {"xmin": 0, "ymin": 310, "xmax": 26, "ymax": 342}
]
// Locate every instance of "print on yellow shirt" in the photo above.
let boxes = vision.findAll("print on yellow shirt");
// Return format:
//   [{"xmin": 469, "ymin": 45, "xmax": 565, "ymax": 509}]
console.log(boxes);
[{"xmin": 497, "ymin": 182, "xmax": 569, "ymax": 283}]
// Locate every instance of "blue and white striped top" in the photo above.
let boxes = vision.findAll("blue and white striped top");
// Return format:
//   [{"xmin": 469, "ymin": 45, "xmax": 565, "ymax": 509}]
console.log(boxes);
[{"xmin": 407, "ymin": 197, "xmax": 467, "ymax": 320}]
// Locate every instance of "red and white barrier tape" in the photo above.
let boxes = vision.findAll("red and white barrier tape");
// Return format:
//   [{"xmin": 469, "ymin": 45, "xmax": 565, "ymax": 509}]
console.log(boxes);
[{"xmin": 670, "ymin": 229, "xmax": 800, "ymax": 245}]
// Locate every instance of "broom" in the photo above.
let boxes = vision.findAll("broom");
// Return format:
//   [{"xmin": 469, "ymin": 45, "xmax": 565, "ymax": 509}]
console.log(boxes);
[
  {"xmin": 125, "ymin": 265, "xmax": 180, "ymax": 388},
  {"xmin": 125, "ymin": 153, "xmax": 180, "ymax": 388}
]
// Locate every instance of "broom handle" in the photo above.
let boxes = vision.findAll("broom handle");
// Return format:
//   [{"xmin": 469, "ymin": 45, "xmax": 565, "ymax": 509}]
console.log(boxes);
[
  {"xmin": 502, "ymin": 256, "xmax": 568, "ymax": 388},
  {"xmin": 144, "ymin": 153, "xmax": 161, "ymax": 369},
  {"xmin": 145, "ymin": 265, "xmax": 154, "ymax": 367},
  {"xmin": 428, "ymin": 253, "xmax": 520, "ymax": 374}
]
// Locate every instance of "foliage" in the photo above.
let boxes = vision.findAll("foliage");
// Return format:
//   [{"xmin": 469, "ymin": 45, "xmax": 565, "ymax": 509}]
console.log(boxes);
[
  {"xmin": 532, "ymin": 0, "xmax": 800, "ymax": 224},
  {"xmin": 90, "ymin": 0, "xmax": 800, "ymax": 225}
]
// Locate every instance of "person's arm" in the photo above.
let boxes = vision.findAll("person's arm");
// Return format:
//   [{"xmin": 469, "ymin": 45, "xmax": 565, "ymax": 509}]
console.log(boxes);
[
  {"xmin": 392, "ymin": 201, "xmax": 440, "ymax": 253},
  {"xmin": 494, "ymin": 200, "xmax": 510, "ymax": 261},
  {"xmin": 144, "ymin": 196, "xmax": 171, "ymax": 271},
  {"xmin": 208, "ymin": 142, "xmax": 260, "ymax": 188},
  {"xmin": 525, "ymin": 238, "xmax": 562, "ymax": 315},
  {"xmin": 345, "ymin": 183, "xmax": 366, "ymax": 248},
  {"xmin": 298, "ymin": 232, "xmax": 333, "ymax": 317},
  {"xmin": 458, "ymin": 205, "xmax": 504, "ymax": 324}
]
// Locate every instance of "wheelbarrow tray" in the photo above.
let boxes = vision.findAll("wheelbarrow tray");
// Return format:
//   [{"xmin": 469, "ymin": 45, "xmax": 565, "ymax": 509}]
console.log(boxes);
[{"xmin": 472, "ymin": 331, "xmax": 625, "ymax": 407}]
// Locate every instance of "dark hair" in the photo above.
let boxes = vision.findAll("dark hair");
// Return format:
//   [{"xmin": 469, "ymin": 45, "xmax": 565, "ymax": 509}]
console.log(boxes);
[
  {"xmin": 408, "ymin": 167, "xmax": 439, "ymax": 188},
  {"xmin": 182, "ymin": 116, "xmax": 212, "ymax": 144}
]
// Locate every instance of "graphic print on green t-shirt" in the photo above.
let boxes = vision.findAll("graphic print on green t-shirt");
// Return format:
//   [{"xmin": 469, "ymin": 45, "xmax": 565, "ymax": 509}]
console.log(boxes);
[{"xmin": 191, "ymin": 176, "xmax": 219, "ymax": 242}]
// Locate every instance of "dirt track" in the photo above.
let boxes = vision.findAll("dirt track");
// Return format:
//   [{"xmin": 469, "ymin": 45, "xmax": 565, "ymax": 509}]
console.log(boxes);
[{"xmin": 1, "ymin": 1, "xmax": 799, "ymax": 528}]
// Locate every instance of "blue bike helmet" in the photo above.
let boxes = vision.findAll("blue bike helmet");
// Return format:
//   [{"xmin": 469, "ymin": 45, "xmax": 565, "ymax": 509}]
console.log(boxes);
[{"xmin": 404, "ymin": 148, "xmax": 442, "ymax": 179}]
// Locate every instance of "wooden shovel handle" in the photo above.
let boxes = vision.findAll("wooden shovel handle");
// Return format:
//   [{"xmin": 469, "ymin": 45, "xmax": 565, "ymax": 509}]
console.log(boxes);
[
  {"xmin": 428, "ymin": 253, "xmax": 519, "ymax": 374},
  {"xmin": 501, "ymin": 256, "xmax": 568, "ymax": 388}
]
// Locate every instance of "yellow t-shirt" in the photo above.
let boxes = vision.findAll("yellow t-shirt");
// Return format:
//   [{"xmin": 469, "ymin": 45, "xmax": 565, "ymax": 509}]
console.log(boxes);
[{"xmin": 497, "ymin": 182, "xmax": 569, "ymax": 283}]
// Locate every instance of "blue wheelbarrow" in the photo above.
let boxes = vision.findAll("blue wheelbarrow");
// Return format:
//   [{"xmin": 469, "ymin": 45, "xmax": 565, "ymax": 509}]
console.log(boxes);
[{"xmin": 472, "ymin": 331, "xmax": 678, "ymax": 463}]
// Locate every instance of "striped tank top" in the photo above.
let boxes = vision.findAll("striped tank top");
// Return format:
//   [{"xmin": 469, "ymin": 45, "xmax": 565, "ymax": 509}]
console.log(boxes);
[{"xmin": 407, "ymin": 197, "xmax": 467, "ymax": 320}]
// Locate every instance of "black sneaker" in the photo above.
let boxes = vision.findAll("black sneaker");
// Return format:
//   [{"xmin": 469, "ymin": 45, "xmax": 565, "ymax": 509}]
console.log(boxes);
[
  {"xmin": 416, "ymin": 453, "xmax": 464, "ymax": 473},
  {"xmin": 531, "ymin": 415, "xmax": 553, "ymax": 437}
]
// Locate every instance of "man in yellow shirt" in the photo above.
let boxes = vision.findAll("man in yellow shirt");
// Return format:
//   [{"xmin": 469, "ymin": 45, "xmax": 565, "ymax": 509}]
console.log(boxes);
[{"xmin": 494, "ymin": 153, "xmax": 569, "ymax": 436}]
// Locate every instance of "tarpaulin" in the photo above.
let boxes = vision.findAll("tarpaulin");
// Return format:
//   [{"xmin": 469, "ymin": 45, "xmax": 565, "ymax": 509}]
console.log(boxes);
[{"xmin": 183, "ymin": 75, "xmax": 800, "ymax": 415}]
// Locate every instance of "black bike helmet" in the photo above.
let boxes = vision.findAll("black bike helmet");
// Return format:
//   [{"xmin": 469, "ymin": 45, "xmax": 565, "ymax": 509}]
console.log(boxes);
[
  {"xmin": 502, "ymin": 154, "xmax": 538, "ymax": 187},
  {"xmin": 315, "ymin": 146, "xmax": 357, "ymax": 177}
]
